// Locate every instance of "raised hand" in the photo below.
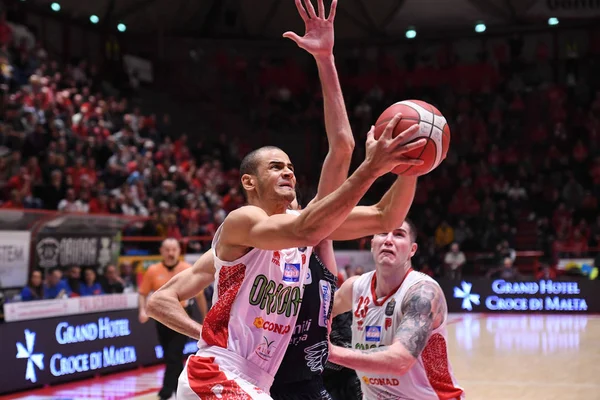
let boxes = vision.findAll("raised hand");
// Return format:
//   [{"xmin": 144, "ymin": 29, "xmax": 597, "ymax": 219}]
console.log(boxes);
[
  {"xmin": 364, "ymin": 114, "xmax": 427, "ymax": 177},
  {"xmin": 283, "ymin": 0, "xmax": 338, "ymax": 58}
]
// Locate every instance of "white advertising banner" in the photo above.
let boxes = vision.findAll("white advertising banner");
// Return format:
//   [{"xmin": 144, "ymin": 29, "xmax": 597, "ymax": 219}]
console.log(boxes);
[
  {"xmin": 4, "ymin": 293, "xmax": 138, "ymax": 322},
  {"xmin": 0, "ymin": 231, "xmax": 31, "ymax": 288},
  {"xmin": 334, "ymin": 250, "xmax": 375, "ymax": 272}
]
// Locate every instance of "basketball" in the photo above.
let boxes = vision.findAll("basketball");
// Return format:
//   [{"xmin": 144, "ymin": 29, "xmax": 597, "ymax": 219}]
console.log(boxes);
[{"xmin": 374, "ymin": 100, "xmax": 450, "ymax": 176}]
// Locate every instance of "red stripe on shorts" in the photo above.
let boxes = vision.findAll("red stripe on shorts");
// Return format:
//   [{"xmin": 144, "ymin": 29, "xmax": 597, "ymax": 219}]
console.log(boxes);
[
  {"xmin": 421, "ymin": 333, "xmax": 464, "ymax": 400},
  {"xmin": 187, "ymin": 355, "xmax": 252, "ymax": 399}
]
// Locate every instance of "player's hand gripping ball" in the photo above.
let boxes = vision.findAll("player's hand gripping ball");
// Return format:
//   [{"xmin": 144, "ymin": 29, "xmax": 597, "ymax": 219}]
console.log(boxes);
[{"xmin": 374, "ymin": 100, "xmax": 450, "ymax": 176}]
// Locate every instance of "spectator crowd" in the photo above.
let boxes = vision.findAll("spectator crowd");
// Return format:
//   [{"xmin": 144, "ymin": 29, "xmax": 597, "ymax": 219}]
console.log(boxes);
[{"xmin": 1, "ymin": 4, "xmax": 600, "ymax": 294}]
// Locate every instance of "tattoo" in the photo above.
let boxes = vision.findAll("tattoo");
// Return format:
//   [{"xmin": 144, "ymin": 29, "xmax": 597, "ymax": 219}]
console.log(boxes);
[{"xmin": 395, "ymin": 281, "xmax": 446, "ymax": 358}]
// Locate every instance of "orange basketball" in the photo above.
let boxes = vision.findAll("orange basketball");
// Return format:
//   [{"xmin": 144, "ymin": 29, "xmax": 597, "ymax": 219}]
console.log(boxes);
[{"xmin": 374, "ymin": 100, "xmax": 450, "ymax": 176}]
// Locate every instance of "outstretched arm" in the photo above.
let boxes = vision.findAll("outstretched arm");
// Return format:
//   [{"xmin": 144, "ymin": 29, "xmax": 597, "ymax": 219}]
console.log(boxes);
[
  {"xmin": 284, "ymin": 0, "xmax": 353, "ymax": 203},
  {"xmin": 328, "ymin": 174, "xmax": 418, "ymax": 241},
  {"xmin": 328, "ymin": 281, "xmax": 446, "ymax": 376},
  {"xmin": 146, "ymin": 251, "xmax": 216, "ymax": 339}
]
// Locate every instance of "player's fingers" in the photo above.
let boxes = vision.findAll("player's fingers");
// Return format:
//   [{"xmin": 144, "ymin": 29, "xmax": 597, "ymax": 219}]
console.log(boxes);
[
  {"xmin": 393, "ymin": 124, "xmax": 420, "ymax": 142},
  {"xmin": 396, "ymin": 157, "xmax": 425, "ymax": 166},
  {"xmin": 318, "ymin": 0, "xmax": 325, "ymax": 18},
  {"xmin": 365, "ymin": 125, "xmax": 375, "ymax": 143},
  {"xmin": 282, "ymin": 31, "xmax": 302, "ymax": 44},
  {"xmin": 303, "ymin": 0, "xmax": 318, "ymax": 18},
  {"xmin": 397, "ymin": 138, "xmax": 428, "ymax": 154},
  {"xmin": 294, "ymin": 0, "xmax": 309, "ymax": 21},
  {"xmin": 382, "ymin": 113, "xmax": 403, "ymax": 138},
  {"xmin": 328, "ymin": 0, "xmax": 338, "ymax": 21}
]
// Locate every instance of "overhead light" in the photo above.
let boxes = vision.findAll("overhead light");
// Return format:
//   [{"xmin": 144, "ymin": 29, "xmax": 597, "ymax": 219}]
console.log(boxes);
[
  {"xmin": 405, "ymin": 28, "xmax": 416, "ymax": 39},
  {"xmin": 90, "ymin": 15, "xmax": 99, "ymax": 24},
  {"xmin": 548, "ymin": 17, "xmax": 559, "ymax": 26},
  {"xmin": 51, "ymin": 2, "xmax": 60, "ymax": 12},
  {"xmin": 117, "ymin": 23, "xmax": 126, "ymax": 32},
  {"xmin": 475, "ymin": 22, "xmax": 486, "ymax": 33}
]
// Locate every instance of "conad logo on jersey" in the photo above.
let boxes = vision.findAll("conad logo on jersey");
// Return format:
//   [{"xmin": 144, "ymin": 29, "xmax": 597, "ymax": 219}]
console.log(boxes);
[
  {"xmin": 252, "ymin": 317, "xmax": 291, "ymax": 335},
  {"xmin": 249, "ymin": 275, "xmax": 302, "ymax": 317},
  {"xmin": 361, "ymin": 376, "xmax": 399, "ymax": 386}
]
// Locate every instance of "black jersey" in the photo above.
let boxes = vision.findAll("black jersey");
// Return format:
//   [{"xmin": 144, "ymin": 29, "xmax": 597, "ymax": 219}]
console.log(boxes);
[{"xmin": 271, "ymin": 252, "xmax": 337, "ymax": 394}]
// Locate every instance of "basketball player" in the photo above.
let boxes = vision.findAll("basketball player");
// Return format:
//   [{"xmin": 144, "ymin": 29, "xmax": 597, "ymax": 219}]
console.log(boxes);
[
  {"xmin": 146, "ymin": 5, "xmax": 425, "ymax": 400},
  {"xmin": 331, "ymin": 220, "xmax": 464, "ymax": 400}
]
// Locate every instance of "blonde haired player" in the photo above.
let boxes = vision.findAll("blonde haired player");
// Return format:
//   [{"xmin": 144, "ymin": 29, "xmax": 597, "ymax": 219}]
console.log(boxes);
[{"xmin": 331, "ymin": 220, "xmax": 464, "ymax": 400}]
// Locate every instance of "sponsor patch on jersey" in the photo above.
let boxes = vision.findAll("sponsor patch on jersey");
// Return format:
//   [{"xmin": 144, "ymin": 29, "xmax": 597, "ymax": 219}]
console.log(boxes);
[
  {"xmin": 318, "ymin": 280, "xmax": 332, "ymax": 327},
  {"xmin": 385, "ymin": 298, "xmax": 396, "ymax": 316},
  {"xmin": 365, "ymin": 326, "xmax": 381, "ymax": 342},
  {"xmin": 385, "ymin": 317, "xmax": 393, "ymax": 331},
  {"xmin": 283, "ymin": 263, "xmax": 301, "ymax": 282},
  {"xmin": 362, "ymin": 376, "xmax": 400, "ymax": 386}
]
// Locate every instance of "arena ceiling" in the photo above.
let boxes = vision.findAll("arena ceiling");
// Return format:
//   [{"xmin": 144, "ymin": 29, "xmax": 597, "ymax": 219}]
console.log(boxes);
[{"xmin": 29, "ymin": 0, "xmax": 581, "ymax": 40}]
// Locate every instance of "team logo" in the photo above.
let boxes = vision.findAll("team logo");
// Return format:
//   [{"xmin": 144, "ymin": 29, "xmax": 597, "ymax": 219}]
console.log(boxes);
[
  {"xmin": 36, "ymin": 237, "xmax": 60, "ymax": 268},
  {"xmin": 283, "ymin": 263, "xmax": 301, "ymax": 283},
  {"xmin": 385, "ymin": 298, "xmax": 396, "ymax": 316},
  {"xmin": 272, "ymin": 251, "xmax": 281, "ymax": 267},
  {"xmin": 365, "ymin": 326, "xmax": 381, "ymax": 342},
  {"xmin": 304, "ymin": 341, "xmax": 328, "ymax": 373},
  {"xmin": 255, "ymin": 336, "xmax": 276, "ymax": 361},
  {"xmin": 302, "ymin": 254, "xmax": 306, "ymax": 266},
  {"xmin": 252, "ymin": 317, "xmax": 290, "ymax": 335},
  {"xmin": 16, "ymin": 329, "xmax": 44, "ymax": 383},
  {"xmin": 454, "ymin": 281, "xmax": 480, "ymax": 311},
  {"xmin": 385, "ymin": 317, "xmax": 393, "ymax": 331}
]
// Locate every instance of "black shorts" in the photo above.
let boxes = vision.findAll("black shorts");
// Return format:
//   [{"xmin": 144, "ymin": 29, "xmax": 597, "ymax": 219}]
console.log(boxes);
[{"xmin": 270, "ymin": 376, "xmax": 332, "ymax": 400}]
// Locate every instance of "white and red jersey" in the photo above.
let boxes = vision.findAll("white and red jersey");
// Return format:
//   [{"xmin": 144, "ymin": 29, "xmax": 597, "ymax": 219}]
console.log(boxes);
[
  {"xmin": 194, "ymin": 209, "xmax": 312, "ymax": 392},
  {"xmin": 351, "ymin": 270, "xmax": 464, "ymax": 400}
]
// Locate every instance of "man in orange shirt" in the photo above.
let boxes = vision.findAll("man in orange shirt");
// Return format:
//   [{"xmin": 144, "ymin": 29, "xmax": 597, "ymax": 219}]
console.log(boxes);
[{"xmin": 138, "ymin": 238, "xmax": 208, "ymax": 400}]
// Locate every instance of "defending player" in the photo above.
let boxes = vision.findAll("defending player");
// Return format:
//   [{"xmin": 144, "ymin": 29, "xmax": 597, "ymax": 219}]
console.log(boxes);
[{"xmin": 331, "ymin": 220, "xmax": 464, "ymax": 400}]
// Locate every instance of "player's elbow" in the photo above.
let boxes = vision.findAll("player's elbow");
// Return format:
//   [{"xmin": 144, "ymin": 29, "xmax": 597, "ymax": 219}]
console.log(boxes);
[
  {"xmin": 329, "ymin": 136, "xmax": 355, "ymax": 159},
  {"xmin": 146, "ymin": 291, "xmax": 168, "ymax": 319}
]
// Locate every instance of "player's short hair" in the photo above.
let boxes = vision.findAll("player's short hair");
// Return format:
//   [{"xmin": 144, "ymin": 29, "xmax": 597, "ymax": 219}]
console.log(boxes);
[
  {"xmin": 404, "ymin": 217, "xmax": 417, "ymax": 242},
  {"xmin": 239, "ymin": 146, "xmax": 283, "ymax": 176}
]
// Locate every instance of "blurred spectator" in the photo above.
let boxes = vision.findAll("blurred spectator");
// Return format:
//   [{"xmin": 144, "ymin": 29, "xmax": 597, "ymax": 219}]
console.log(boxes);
[
  {"xmin": 101, "ymin": 264, "xmax": 125, "ymax": 294},
  {"xmin": 20, "ymin": 269, "xmax": 43, "ymax": 301},
  {"xmin": 435, "ymin": 220, "xmax": 454, "ymax": 250},
  {"xmin": 44, "ymin": 268, "xmax": 70, "ymax": 299},
  {"xmin": 64, "ymin": 265, "xmax": 81, "ymax": 296},
  {"xmin": 487, "ymin": 257, "xmax": 521, "ymax": 280},
  {"xmin": 535, "ymin": 264, "xmax": 557, "ymax": 280},
  {"xmin": 444, "ymin": 243, "xmax": 466, "ymax": 280},
  {"xmin": 79, "ymin": 268, "xmax": 103, "ymax": 296}
]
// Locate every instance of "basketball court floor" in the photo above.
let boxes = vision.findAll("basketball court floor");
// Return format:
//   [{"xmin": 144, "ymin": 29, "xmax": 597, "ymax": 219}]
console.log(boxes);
[{"xmin": 3, "ymin": 313, "xmax": 598, "ymax": 400}]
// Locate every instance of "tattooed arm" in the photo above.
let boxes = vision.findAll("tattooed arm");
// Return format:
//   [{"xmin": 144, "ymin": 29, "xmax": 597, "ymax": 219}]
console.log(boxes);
[{"xmin": 328, "ymin": 281, "xmax": 446, "ymax": 376}]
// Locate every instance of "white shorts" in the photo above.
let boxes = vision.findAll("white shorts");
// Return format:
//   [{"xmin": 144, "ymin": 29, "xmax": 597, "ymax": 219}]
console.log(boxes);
[{"xmin": 177, "ymin": 355, "xmax": 273, "ymax": 400}]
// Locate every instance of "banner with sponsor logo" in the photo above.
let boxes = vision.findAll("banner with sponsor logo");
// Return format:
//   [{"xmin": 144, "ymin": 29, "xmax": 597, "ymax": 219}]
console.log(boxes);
[
  {"xmin": 441, "ymin": 278, "xmax": 600, "ymax": 313},
  {"xmin": 0, "ymin": 309, "xmax": 198, "ymax": 395},
  {"xmin": 0, "ymin": 231, "xmax": 31, "ymax": 288},
  {"xmin": 35, "ymin": 234, "xmax": 119, "ymax": 270},
  {"xmin": 4, "ymin": 293, "xmax": 138, "ymax": 322}
]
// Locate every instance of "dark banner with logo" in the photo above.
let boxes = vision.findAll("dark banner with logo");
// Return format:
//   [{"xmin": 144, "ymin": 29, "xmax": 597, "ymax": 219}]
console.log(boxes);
[
  {"xmin": 439, "ymin": 278, "xmax": 600, "ymax": 314},
  {"xmin": 35, "ymin": 233, "xmax": 120, "ymax": 270},
  {"xmin": 0, "ymin": 309, "xmax": 198, "ymax": 395}
]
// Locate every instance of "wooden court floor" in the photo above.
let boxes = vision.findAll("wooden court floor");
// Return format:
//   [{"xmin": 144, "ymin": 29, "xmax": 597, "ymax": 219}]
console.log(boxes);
[
  {"xmin": 4, "ymin": 313, "xmax": 599, "ymax": 400},
  {"xmin": 446, "ymin": 313, "xmax": 600, "ymax": 400}
]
